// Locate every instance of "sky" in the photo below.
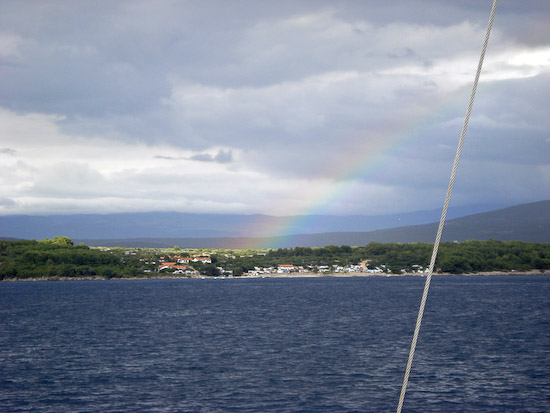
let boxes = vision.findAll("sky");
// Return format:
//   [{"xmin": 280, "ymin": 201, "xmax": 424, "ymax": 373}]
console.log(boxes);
[{"xmin": 0, "ymin": 0, "xmax": 549, "ymax": 219}]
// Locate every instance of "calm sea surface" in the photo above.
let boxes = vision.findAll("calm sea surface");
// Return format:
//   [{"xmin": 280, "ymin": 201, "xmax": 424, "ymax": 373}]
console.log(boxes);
[{"xmin": 1, "ymin": 275, "xmax": 549, "ymax": 412}]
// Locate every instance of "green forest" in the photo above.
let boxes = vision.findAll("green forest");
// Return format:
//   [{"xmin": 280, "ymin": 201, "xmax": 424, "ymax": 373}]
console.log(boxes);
[
  {"xmin": 0, "ymin": 238, "xmax": 141, "ymax": 279},
  {"xmin": 214, "ymin": 240, "xmax": 549, "ymax": 275},
  {"xmin": 1, "ymin": 238, "xmax": 549, "ymax": 280}
]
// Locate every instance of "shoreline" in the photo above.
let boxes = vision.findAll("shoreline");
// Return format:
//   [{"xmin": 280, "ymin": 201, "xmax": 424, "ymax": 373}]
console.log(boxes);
[{"xmin": 2, "ymin": 270, "xmax": 546, "ymax": 282}]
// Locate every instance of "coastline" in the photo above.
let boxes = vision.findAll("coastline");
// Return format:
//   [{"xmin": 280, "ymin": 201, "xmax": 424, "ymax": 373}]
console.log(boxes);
[{"xmin": 2, "ymin": 270, "xmax": 546, "ymax": 282}]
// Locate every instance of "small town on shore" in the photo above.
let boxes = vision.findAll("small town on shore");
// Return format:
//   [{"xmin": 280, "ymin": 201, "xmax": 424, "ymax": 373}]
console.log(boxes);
[
  {"xmin": 1, "ymin": 238, "xmax": 548, "ymax": 280},
  {"xmin": 149, "ymin": 252, "xmax": 423, "ymax": 277}
]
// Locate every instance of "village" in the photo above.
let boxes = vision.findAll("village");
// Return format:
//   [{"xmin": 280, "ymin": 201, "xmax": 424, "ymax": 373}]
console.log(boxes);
[{"xmin": 140, "ymin": 253, "xmax": 431, "ymax": 277}]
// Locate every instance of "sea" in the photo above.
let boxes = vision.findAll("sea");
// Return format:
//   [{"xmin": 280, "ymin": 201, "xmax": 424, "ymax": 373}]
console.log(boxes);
[{"xmin": 1, "ymin": 275, "xmax": 549, "ymax": 412}]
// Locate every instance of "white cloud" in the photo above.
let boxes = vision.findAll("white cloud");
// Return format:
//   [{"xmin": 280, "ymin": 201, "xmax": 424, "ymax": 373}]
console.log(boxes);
[{"xmin": 484, "ymin": 46, "xmax": 550, "ymax": 81}]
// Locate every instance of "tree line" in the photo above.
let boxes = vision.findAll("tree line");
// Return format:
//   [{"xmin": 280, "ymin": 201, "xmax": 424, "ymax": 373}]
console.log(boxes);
[{"xmin": 213, "ymin": 240, "xmax": 549, "ymax": 275}]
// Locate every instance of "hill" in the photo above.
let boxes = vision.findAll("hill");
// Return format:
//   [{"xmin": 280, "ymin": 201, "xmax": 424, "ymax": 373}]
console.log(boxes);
[{"xmin": 75, "ymin": 201, "xmax": 550, "ymax": 248}]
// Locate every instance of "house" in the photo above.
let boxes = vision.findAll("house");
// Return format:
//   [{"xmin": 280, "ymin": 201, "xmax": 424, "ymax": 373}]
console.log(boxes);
[
  {"xmin": 192, "ymin": 255, "xmax": 212, "ymax": 264},
  {"xmin": 158, "ymin": 262, "xmax": 188, "ymax": 271},
  {"xmin": 277, "ymin": 264, "xmax": 295, "ymax": 273},
  {"xmin": 218, "ymin": 267, "xmax": 234, "ymax": 277}
]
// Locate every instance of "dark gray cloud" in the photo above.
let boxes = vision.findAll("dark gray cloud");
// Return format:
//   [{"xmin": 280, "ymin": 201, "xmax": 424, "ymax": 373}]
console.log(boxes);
[
  {"xmin": 0, "ymin": 197, "xmax": 16, "ymax": 208},
  {"xmin": 2, "ymin": 1, "xmax": 547, "ymax": 117},
  {"xmin": 1, "ymin": 147, "xmax": 17, "ymax": 156},
  {"xmin": 155, "ymin": 150, "xmax": 233, "ymax": 163},
  {"xmin": 154, "ymin": 155, "xmax": 183, "ymax": 161}
]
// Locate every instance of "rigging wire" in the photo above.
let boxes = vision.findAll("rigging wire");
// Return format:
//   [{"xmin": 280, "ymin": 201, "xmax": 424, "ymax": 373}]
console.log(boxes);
[{"xmin": 396, "ymin": 1, "xmax": 499, "ymax": 411}]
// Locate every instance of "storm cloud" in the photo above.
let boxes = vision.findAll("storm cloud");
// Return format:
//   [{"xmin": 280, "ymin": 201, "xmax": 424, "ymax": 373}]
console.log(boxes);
[{"xmin": 0, "ymin": 1, "xmax": 548, "ymax": 216}]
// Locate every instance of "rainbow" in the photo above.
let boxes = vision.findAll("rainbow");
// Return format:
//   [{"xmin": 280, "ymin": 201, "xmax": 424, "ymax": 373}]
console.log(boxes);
[{"xmin": 247, "ymin": 84, "xmax": 479, "ymax": 248}]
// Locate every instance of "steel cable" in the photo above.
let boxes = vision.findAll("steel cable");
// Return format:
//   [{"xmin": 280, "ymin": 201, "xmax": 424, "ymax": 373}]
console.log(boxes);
[{"xmin": 396, "ymin": 1, "xmax": 499, "ymax": 411}]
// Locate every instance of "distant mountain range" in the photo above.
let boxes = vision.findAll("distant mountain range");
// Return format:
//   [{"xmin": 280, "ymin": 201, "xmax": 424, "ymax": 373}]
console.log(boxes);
[
  {"xmin": 1, "ymin": 201, "xmax": 548, "ymax": 248},
  {"xmin": 0, "ymin": 202, "xmax": 507, "ymax": 240}
]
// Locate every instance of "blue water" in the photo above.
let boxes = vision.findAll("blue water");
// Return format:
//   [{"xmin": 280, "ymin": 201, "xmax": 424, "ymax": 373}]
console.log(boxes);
[{"xmin": 1, "ymin": 276, "xmax": 549, "ymax": 412}]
